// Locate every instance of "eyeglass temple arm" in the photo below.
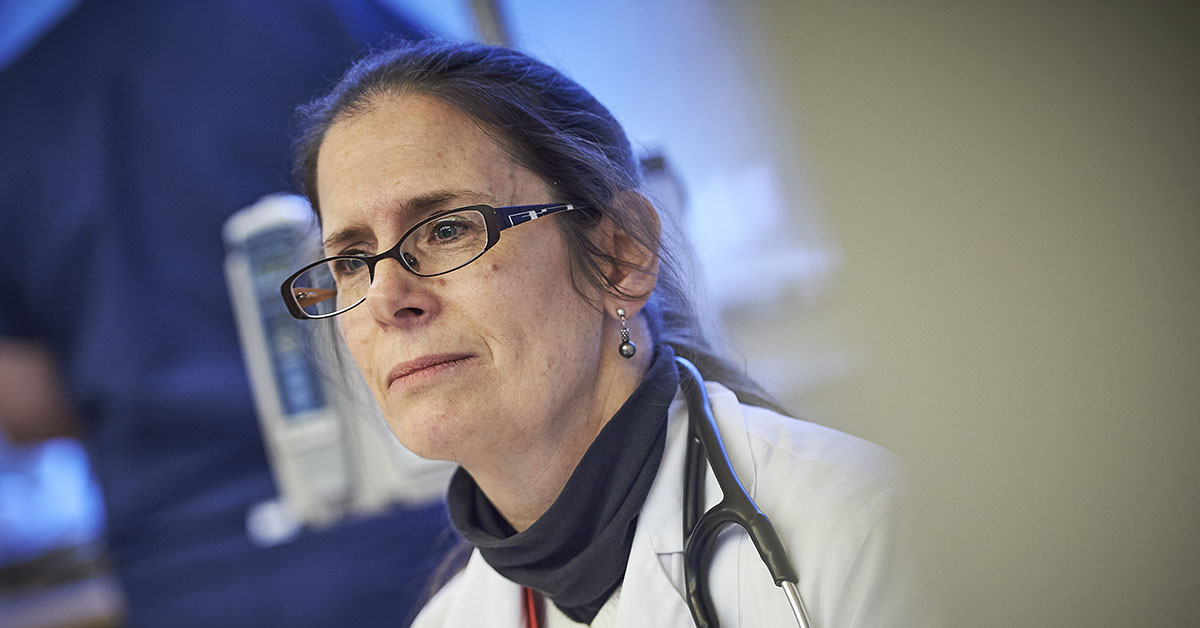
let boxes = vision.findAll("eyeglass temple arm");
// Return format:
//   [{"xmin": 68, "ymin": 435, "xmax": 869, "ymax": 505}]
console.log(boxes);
[
  {"xmin": 495, "ymin": 203, "xmax": 582, "ymax": 230},
  {"xmin": 291, "ymin": 287, "xmax": 336, "ymax": 308}
]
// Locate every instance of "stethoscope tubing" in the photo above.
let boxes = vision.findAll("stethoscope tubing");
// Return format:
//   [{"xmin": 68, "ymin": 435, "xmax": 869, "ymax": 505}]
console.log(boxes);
[{"xmin": 675, "ymin": 355, "xmax": 813, "ymax": 628}]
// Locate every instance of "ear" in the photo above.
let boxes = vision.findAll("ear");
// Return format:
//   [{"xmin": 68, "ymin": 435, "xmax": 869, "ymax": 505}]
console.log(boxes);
[{"xmin": 600, "ymin": 190, "xmax": 660, "ymax": 318}]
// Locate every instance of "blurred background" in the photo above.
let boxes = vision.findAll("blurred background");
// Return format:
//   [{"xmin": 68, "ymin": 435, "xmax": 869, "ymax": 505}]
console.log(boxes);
[{"xmin": 2, "ymin": 1, "xmax": 1197, "ymax": 627}]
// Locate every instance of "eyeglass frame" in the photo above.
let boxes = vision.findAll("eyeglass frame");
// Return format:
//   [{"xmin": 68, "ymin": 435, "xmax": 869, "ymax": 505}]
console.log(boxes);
[{"xmin": 280, "ymin": 202, "xmax": 587, "ymax": 320}]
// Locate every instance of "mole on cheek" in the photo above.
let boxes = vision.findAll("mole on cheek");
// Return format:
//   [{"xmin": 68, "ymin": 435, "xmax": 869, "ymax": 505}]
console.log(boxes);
[
  {"xmin": 490, "ymin": 263, "xmax": 500, "ymax": 273},
  {"xmin": 436, "ymin": 278, "xmax": 447, "ymax": 287}
]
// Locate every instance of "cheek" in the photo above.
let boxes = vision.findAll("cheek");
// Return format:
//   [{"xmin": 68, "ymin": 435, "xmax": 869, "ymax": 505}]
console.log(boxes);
[
  {"xmin": 337, "ymin": 316, "xmax": 376, "ymax": 376},
  {"xmin": 511, "ymin": 273, "xmax": 599, "ymax": 370}
]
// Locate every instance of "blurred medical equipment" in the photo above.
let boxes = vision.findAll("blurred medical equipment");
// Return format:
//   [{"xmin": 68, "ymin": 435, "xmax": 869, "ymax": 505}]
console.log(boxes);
[
  {"xmin": 677, "ymin": 356, "xmax": 813, "ymax": 628},
  {"xmin": 223, "ymin": 195, "xmax": 451, "ymax": 540}
]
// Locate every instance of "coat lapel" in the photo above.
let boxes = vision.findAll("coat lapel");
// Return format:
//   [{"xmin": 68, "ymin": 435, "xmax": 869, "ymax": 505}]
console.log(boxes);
[
  {"xmin": 614, "ymin": 382, "xmax": 753, "ymax": 627},
  {"xmin": 439, "ymin": 550, "xmax": 525, "ymax": 627}
]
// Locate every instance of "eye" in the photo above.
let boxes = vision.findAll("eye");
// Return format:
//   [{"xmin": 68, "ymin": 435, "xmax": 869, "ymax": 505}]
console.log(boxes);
[
  {"xmin": 427, "ymin": 219, "xmax": 473, "ymax": 244},
  {"xmin": 433, "ymin": 222, "xmax": 463, "ymax": 241},
  {"xmin": 331, "ymin": 257, "xmax": 368, "ymax": 277}
]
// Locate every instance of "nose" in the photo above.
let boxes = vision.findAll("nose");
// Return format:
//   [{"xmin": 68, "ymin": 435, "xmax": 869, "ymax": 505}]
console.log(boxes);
[{"xmin": 363, "ymin": 256, "xmax": 434, "ymax": 326}]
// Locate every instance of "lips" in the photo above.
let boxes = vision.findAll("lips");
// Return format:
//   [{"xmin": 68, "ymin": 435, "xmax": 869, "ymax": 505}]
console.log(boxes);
[{"xmin": 386, "ymin": 353, "xmax": 473, "ymax": 388}]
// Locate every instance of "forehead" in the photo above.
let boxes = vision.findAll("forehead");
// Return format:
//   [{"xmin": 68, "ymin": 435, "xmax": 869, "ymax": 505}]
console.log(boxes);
[{"xmin": 315, "ymin": 93, "xmax": 535, "ymax": 232}]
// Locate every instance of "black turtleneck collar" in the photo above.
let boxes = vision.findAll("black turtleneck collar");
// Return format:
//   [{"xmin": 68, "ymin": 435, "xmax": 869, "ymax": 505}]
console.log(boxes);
[{"xmin": 446, "ymin": 343, "xmax": 679, "ymax": 624}]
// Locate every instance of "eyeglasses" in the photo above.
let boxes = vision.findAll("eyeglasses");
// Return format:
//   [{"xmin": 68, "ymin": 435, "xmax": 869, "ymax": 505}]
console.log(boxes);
[{"xmin": 281, "ymin": 202, "xmax": 585, "ymax": 319}]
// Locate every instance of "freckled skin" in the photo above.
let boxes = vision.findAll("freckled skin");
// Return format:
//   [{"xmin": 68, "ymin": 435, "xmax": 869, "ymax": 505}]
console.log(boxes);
[{"xmin": 315, "ymin": 94, "xmax": 648, "ymax": 526}]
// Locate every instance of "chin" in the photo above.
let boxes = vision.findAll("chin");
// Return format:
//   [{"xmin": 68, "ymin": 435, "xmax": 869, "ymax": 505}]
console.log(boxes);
[{"xmin": 382, "ymin": 404, "xmax": 470, "ymax": 463}]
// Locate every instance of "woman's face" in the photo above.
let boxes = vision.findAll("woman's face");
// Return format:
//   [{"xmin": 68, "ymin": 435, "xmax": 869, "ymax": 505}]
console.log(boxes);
[{"xmin": 315, "ymin": 93, "xmax": 608, "ymax": 466}]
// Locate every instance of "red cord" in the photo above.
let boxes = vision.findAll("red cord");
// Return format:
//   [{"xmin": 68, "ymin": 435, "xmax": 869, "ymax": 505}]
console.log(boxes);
[{"xmin": 523, "ymin": 586, "xmax": 540, "ymax": 628}]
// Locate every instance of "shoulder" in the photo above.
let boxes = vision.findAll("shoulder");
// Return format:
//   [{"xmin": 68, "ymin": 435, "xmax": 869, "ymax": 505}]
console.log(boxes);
[
  {"xmin": 708, "ymin": 383, "xmax": 905, "ymax": 499},
  {"xmin": 712, "ymin": 383, "xmax": 906, "ymax": 552},
  {"xmin": 735, "ymin": 396, "xmax": 907, "ymax": 562},
  {"xmin": 705, "ymin": 384, "xmax": 931, "ymax": 626}
]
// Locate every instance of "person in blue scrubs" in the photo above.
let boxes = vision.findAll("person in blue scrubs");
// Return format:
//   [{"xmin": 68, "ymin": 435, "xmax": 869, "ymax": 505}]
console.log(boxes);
[{"xmin": 0, "ymin": 1, "xmax": 456, "ymax": 625}]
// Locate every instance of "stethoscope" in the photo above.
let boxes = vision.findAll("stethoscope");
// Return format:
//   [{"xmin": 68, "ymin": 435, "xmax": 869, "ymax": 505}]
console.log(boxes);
[
  {"xmin": 520, "ymin": 356, "xmax": 815, "ymax": 628},
  {"xmin": 675, "ymin": 355, "xmax": 814, "ymax": 628}
]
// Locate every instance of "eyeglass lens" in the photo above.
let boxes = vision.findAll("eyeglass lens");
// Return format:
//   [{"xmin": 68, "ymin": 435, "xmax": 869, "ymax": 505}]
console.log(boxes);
[{"xmin": 287, "ymin": 208, "xmax": 490, "ymax": 317}]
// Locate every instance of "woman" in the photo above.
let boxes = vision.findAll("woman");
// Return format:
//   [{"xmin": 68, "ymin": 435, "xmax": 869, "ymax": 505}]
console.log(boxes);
[{"xmin": 282, "ymin": 40, "xmax": 927, "ymax": 627}]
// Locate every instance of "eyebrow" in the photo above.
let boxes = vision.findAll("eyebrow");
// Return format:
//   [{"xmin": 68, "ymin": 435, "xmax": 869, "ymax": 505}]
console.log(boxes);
[{"xmin": 321, "ymin": 189, "xmax": 482, "ymax": 252}]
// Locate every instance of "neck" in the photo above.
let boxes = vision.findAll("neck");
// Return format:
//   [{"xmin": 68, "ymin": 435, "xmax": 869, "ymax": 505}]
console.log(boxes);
[{"xmin": 464, "ymin": 315, "xmax": 655, "ymax": 532}]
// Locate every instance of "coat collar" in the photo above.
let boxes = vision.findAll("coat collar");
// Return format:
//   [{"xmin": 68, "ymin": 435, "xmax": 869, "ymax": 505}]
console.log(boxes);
[
  {"xmin": 613, "ymin": 380, "xmax": 757, "ymax": 627},
  {"xmin": 639, "ymin": 380, "xmax": 757, "ymax": 555}
]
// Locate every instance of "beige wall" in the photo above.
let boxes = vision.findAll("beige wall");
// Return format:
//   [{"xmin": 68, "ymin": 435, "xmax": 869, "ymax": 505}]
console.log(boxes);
[{"xmin": 726, "ymin": 2, "xmax": 1199, "ymax": 626}]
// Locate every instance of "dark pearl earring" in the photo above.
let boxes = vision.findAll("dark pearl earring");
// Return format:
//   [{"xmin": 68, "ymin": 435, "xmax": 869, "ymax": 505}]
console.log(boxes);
[{"xmin": 617, "ymin": 308, "xmax": 636, "ymax": 358}]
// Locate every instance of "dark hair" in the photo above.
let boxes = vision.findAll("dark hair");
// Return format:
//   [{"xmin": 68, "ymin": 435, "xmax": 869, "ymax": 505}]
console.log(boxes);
[{"xmin": 293, "ymin": 39, "xmax": 784, "ymax": 412}]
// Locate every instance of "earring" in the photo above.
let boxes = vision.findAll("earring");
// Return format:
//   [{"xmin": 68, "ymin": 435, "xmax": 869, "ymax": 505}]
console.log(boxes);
[{"xmin": 617, "ymin": 308, "xmax": 636, "ymax": 358}]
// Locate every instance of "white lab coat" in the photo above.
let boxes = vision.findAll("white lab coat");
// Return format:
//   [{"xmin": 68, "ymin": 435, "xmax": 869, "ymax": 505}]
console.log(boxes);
[{"xmin": 413, "ymin": 381, "xmax": 929, "ymax": 627}]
